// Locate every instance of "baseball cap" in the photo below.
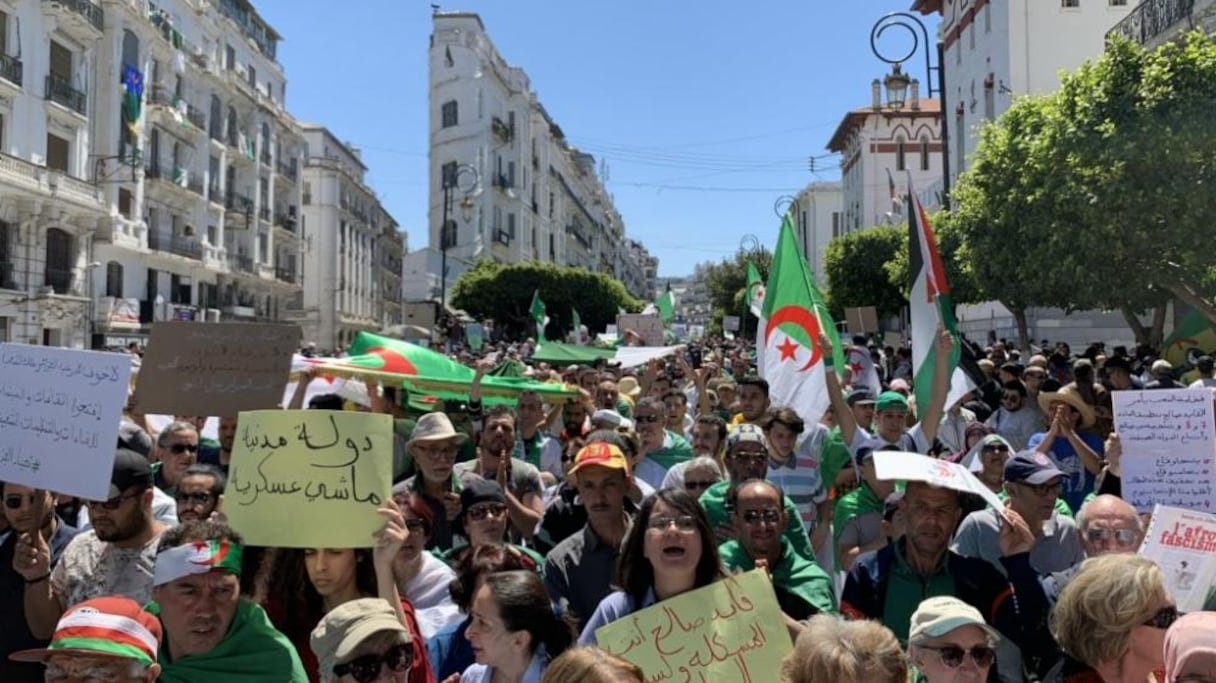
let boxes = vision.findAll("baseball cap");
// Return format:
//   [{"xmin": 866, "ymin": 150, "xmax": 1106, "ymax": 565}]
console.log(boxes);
[
  {"xmin": 1003, "ymin": 451, "xmax": 1065, "ymax": 485},
  {"xmin": 1152, "ymin": 359, "xmax": 1174, "ymax": 375},
  {"xmin": 846, "ymin": 387, "xmax": 878, "ymax": 406},
  {"xmin": 876, "ymin": 391, "xmax": 909, "ymax": 414},
  {"xmin": 106, "ymin": 449, "xmax": 154, "ymax": 500},
  {"xmin": 9, "ymin": 597, "xmax": 162, "ymax": 665},
  {"xmin": 590, "ymin": 409, "xmax": 626, "ymax": 428},
  {"xmin": 1198, "ymin": 355, "xmax": 1214, "ymax": 373},
  {"xmin": 459, "ymin": 477, "xmax": 506, "ymax": 517},
  {"xmin": 908, "ymin": 596, "xmax": 999, "ymax": 645},
  {"xmin": 726, "ymin": 423, "xmax": 768, "ymax": 452},
  {"xmin": 310, "ymin": 598, "xmax": 410, "ymax": 679},
  {"xmin": 567, "ymin": 442, "xmax": 631, "ymax": 482}
]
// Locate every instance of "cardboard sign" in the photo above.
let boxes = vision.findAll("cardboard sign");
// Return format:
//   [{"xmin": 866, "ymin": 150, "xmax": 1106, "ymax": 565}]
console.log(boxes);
[
  {"xmin": 0, "ymin": 344, "xmax": 132, "ymax": 500},
  {"xmin": 1114, "ymin": 389, "xmax": 1216, "ymax": 512},
  {"xmin": 1140, "ymin": 504, "xmax": 1216, "ymax": 612},
  {"xmin": 618, "ymin": 313, "xmax": 664, "ymax": 346},
  {"xmin": 225, "ymin": 410, "xmax": 392, "ymax": 547},
  {"xmin": 722, "ymin": 315, "xmax": 741, "ymax": 332},
  {"xmin": 874, "ymin": 451, "xmax": 1006, "ymax": 511},
  {"xmin": 845, "ymin": 306, "xmax": 880, "ymax": 333},
  {"xmin": 596, "ymin": 569, "xmax": 792, "ymax": 683},
  {"xmin": 133, "ymin": 322, "xmax": 300, "ymax": 417}
]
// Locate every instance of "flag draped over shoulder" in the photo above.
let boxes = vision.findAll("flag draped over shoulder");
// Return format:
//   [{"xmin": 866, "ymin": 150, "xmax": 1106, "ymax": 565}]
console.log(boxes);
[
  {"xmin": 746, "ymin": 262, "xmax": 765, "ymax": 318},
  {"xmin": 907, "ymin": 179, "xmax": 976, "ymax": 412},
  {"xmin": 757, "ymin": 215, "xmax": 844, "ymax": 423}
]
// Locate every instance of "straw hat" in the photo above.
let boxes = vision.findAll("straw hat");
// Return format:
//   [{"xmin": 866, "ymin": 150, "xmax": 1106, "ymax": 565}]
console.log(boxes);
[
  {"xmin": 405, "ymin": 412, "xmax": 469, "ymax": 449},
  {"xmin": 1037, "ymin": 386, "xmax": 1096, "ymax": 428},
  {"xmin": 617, "ymin": 376, "xmax": 642, "ymax": 399}
]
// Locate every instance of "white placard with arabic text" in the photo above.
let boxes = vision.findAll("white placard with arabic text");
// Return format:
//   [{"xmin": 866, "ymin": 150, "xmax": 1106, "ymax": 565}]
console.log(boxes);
[{"xmin": 1114, "ymin": 389, "xmax": 1216, "ymax": 513}]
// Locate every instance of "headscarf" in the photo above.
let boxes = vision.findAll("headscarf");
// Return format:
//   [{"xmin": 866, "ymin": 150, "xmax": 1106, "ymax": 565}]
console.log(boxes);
[
  {"xmin": 959, "ymin": 434, "xmax": 1013, "ymax": 474},
  {"xmin": 947, "ymin": 422, "xmax": 994, "ymax": 463},
  {"xmin": 1165, "ymin": 612, "xmax": 1216, "ymax": 682}
]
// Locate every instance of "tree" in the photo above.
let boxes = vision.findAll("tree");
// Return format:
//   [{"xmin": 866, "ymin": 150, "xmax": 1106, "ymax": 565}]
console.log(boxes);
[
  {"xmin": 822, "ymin": 226, "xmax": 905, "ymax": 320},
  {"xmin": 701, "ymin": 248, "xmax": 773, "ymax": 338},
  {"xmin": 451, "ymin": 261, "xmax": 642, "ymax": 340},
  {"xmin": 884, "ymin": 210, "xmax": 980, "ymax": 308}
]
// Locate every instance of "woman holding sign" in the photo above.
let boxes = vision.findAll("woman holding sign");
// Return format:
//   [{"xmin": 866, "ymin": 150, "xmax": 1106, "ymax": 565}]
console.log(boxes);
[{"xmin": 577, "ymin": 488, "xmax": 726, "ymax": 646}]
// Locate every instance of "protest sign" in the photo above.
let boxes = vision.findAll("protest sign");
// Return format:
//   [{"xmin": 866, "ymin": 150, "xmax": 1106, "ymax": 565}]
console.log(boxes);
[
  {"xmin": 1113, "ymin": 389, "xmax": 1216, "ymax": 512},
  {"xmin": 0, "ymin": 344, "xmax": 131, "ymax": 500},
  {"xmin": 874, "ymin": 451, "xmax": 1006, "ymax": 511},
  {"xmin": 132, "ymin": 322, "xmax": 300, "ymax": 417},
  {"xmin": 595, "ymin": 569, "xmax": 792, "ymax": 683},
  {"xmin": 722, "ymin": 315, "xmax": 740, "ymax": 332},
  {"xmin": 225, "ymin": 410, "xmax": 392, "ymax": 547},
  {"xmin": 845, "ymin": 306, "xmax": 879, "ymax": 333},
  {"xmin": 1140, "ymin": 504, "xmax": 1216, "ymax": 612},
  {"xmin": 465, "ymin": 323, "xmax": 485, "ymax": 352},
  {"xmin": 618, "ymin": 313, "xmax": 665, "ymax": 346}
]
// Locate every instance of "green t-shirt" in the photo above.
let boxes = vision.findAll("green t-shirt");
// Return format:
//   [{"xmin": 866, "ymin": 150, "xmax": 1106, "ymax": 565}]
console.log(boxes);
[
  {"xmin": 699, "ymin": 481, "xmax": 816, "ymax": 562},
  {"xmin": 719, "ymin": 538, "xmax": 838, "ymax": 617},
  {"xmin": 833, "ymin": 482, "xmax": 885, "ymax": 546}
]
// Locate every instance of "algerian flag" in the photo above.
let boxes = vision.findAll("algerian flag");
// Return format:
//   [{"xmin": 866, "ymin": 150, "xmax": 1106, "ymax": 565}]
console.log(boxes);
[
  {"xmin": 746, "ymin": 262, "xmax": 765, "ymax": 318},
  {"xmin": 757, "ymin": 214, "xmax": 843, "ymax": 423},
  {"xmin": 654, "ymin": 283, "xmax": 675, "ymax": 324},
  {"xmin": 571, "ymin": 308, "xmax": 582, "ymax": 345},
  {"xmin": 846, "ymin": 345, "xmax": 882, "ymax": 393},
  {"xmin": 529, "ymin": 289, "xmax": 549, "ymax": 340},
  {"xmin": 908, "ymin": 177, "xmax": 976, "ymax": 412}
]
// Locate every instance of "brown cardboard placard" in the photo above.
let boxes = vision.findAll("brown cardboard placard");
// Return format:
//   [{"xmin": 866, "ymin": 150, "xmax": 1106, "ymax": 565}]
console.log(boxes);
[
  {"xmin": 845, "ymin": 306, "xmax": 880, "ymax": 334},
  {"xmin": 617, "ymin": 314, "xmax": 665, "ymax": 346},
  {"xmin": 132, "ymin": 322, "xmax": 300, "ymax": 417}
]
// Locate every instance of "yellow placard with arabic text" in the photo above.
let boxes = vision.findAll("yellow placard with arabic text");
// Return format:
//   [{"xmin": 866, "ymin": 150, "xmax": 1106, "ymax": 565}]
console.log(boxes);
[
  {"xmin": 225, "ymin": 410, "xmax": 391, "ymax": 548},
  {"xmin": 595, "ymin": 569, "xmax": 793, "ymax": 683}
]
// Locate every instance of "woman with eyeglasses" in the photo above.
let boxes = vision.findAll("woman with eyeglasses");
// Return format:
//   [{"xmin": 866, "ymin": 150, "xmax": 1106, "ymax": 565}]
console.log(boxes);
[
  {"xmin": 262, "ymin": 499, "xmax": 435, "ymax": 683},
  {"xmin": 1051, "ymin": 554, "xmax": 1175, "ymax": 682},
  {"xmin": 391, "ymin": 492, "xmax": 462, "ymax": 639},
  {"xmin": 577, "ymin": 488, "xmax": 726, "ymax": 646},
  {"xmin": 907, "ymin": 596, "xmax": 998, "ymax": 683},
  {"xmin": 312, "ymin": 598, "xmax": 416, "ymax": 683},
  {"xmin": 440, "ymin": 478, "xmax": 545, "ymax": 572},
  {"xmin": 456, "ymin": 570, "xmax": 576, "ymax": 682}
]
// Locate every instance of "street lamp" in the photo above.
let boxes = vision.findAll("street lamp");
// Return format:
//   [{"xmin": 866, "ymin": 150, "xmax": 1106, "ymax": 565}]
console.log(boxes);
[
  {"xmin": 870, "ymin": 11, "xmax": 951, "ymax": 207},
  {"xmin": 439, "ymin": 163, "xmax": 480, "ymax": 308}
]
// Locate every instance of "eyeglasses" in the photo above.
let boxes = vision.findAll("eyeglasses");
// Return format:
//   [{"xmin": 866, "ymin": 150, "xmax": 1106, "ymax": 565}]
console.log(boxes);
[
  {"xmin": 921, "ymin": 644, "xmax": 996, "ymax": 669},
  {"xmin": 332, "ymin": 643, "xmax": 412, "ymax": 683},
  {"xmin": 1017, "ymin": 481, "xmax": 1062, "ymax": 496},
  {"xmin": 684, "ymin": 479, "xmax": 719, "ymax": 492},
  {"xmin": 741, "ymin": 509, "xmax": 781, "ymax": 525},
  {"xmin": 981, "ymin": 445, "xmax": 1010, "ymax": 454},
  {"xmin": 634, "ymin": 414, "xmax": 660, "ymax": 424},
  {"xmin": 168, "ymin": 443, "xmax": 199, "ymax": 455},
  {"xmin": 466, "ymin": 503, "xmax": 508, "ymax": 521},
  {"xmin": 729, "ymin": 451, "xmax": 768, "ymax": 464},
  {"xmin": 647, "ymin": 515, "xmax": 698, "ymax": 532},
  {"xmin": 1143, "ymin": 605, "xmax": 1181, "ymax": 629},
  {"xmin": 3, "ymin": 493, "xmax": 37, "ymax": 510},
  {"xmin": 403, "ymin": 519, "xmax": 425, "ymax": 532},
  {"xmin": 415, "ymin": 445, "xmax": 458, "ymax": 461},
  {"xmin": 174, "ymin": 492, "xmax": 214, "ymax": 507},
  {"xmin": 1084, "ymin": 527, "xmax": 1139, "ymax": 547},
  {"xmin": 85, "ymin": 489, "xmax": 145, "ymax": 511}
]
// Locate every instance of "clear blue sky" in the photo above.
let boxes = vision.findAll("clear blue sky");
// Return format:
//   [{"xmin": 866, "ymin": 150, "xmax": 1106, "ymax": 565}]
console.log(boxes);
[{"xmin": 257, "ymin": 0, "xmax": 938, "ymax": 278}]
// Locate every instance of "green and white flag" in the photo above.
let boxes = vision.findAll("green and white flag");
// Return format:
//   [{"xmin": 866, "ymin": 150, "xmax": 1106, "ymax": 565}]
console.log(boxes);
[
  {"xmin": 529, "ymin": 289, "xmax": 549, "ymax": 340},
  {"xmin": 654, "ymin": 283, "xmax": 676, "ymax": 324},
  {"xmin": 746, "ymin": 262, "xmax": 765, "ymax": 318},
  {"xmin": 571, "ymin": 308, "xmax": 583, "ymax": 345},
  {"xmin": 757, "ymin": 214, "xmax": 843, "ymax": 423}
]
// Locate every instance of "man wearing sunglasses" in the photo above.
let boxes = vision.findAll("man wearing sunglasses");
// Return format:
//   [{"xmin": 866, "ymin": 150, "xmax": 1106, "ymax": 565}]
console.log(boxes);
[
  {"xmin": 151, "ymin": 420, "xmax": 201, "ymax": 498},
  {"xmin": 985, "ymin": 380, "xmax": 1043, "ymax": 451},
  {"xmin": 907, "ymin": 596, "xmax": 999, "ymax": 683},
  {"xmin": 1041, "ymin": 494, "xmax": 1144, "ymax": 606},
  {"xmin": 312, "ymin": 598, "xmax": 413, "ymax": 683}
]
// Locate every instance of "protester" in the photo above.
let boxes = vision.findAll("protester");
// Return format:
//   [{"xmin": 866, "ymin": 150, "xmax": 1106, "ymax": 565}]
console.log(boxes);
[
  {"xmin": 672, "ymin": 455, "xmax": 723, "ymax": 496},
  {"xmin": 1, "ymin": 484, "xmax": 79, "ymax": 683},
  {"xmin": 391, "ymin": 493, "xmax": 461, "ymax": 639},
  {"xmin": 834, "ymin": 446, "xmax": 897, "ymax": 571},
  {"xmin": 174, "ymin": 463, "xmax": 225, "ymax": 524},
  {"xmin": 1032, "ymin": 387, "xmax": 1105, "ymax": 512},
  {"xmin": 311, "ymin": 598, "xmax": 415, "ymax": 683},
  {"xmin": 533, "ymin": 430, "xmax": 639, "ymax": 555},
  {"xmin": 151, "ymin": 420, "xmax": 201, "ymax": 497},
  {"xmin": 1163, "ymin": 612, "xmax": 1216, "ymax": 683},
  {"xmin": 1051, "ymin": 554, "xmax": 1175, "ymax": 682},
  {"xmin": 441, "ymin": 478, "xmax": 544, "ymax": 569},
  {"xmin": 659, "ymin": 414, "xmax": 727, "ymax": 489},
  {"xmin": 761, "ymin": 407, "xmax": 831, "ymax": 554},
  {"xmin": 20, "ymin": 450, "xmax": 169, "ymax": 640},
  {"xmin": 1042, "ymin": 494, "xmax": 1145, "ymax": 604},
  {"xmin": 718, "ymin": 480, "xmax": 837, "ymax": 621},
  {"xmin": 906, "ymin": 596, "xmax": 998, "ymax": 683},
  {"xmin": 208, "ymin": 415, "xmax": 239, "ymax": 475},
  {"xmin": 540, "ymin": 646, "xmax": 644, "ymax": 683},
  {"xmin": 779, "ymin": 615, "xmax": 907, "ymax": 683},
  {"xmin": 630, "ymin": 397, "xmax": 694, "ymax": 489},
  {"xmin": 986, "ymin": 380, "xmax": 1045, "ymax": 451},
  {"xmin": 578, "ymin": 488, "xmax": 725, "ymax": 646},
  {"xmin": 459, "ymin": 570, "xmax": 575, "ymax": 681},
  {"xmin": 396, "ymin": 413, "xmax": 469, "ymax": 550},
  {"xmin": 544, "ymin": 442, "xmax": 633, "ymax": 630},
  {"xmin": 454, "ymin": 406, "xmax": 545, "ymax": 542},
  {"xmin": 731, "ymin": 375, "xmax": 771, "ymax": 426},
  {"xmin": 516, "ymin": 390, "xmax": 563, "ymax": 479},
  {"xmin": 8, "ymin": 596, "xmax": 162, "ymax": 683},
  {"xmin": 148, "ymin": 520, "xmax": 307, "ymax": 681}
]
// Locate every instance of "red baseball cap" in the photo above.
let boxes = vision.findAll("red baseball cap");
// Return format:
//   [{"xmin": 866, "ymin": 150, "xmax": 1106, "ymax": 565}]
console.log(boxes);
[{"xmin": 568, "ymin": 442, "xmax": 631, "ymax": 482}]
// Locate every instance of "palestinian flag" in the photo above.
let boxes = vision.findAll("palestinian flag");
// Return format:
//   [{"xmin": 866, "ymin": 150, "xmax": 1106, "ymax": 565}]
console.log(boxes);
[
  {"xmin": 908, "ymin": 178, "xmax": 976, "ymax": 412},
  {"xmin": 757, "ymin": 214, "xmax": 843, "ymax": 423},
  {"xmin": 746, "ymin": 262, "xmax": 765, "ymax": 318}
]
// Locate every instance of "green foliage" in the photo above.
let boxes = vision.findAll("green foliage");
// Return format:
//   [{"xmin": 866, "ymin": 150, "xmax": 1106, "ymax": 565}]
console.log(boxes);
[
  {"xmin": 701, "ymin": 248, "xmax": 773, "ymax": 337},
  {"xmin": 451, "ymin": 261, "xmax": 642, "ymax": 340},
  {"xmin": 884, "ymin": 211, "xmax": 980, "ymax": 306},
  {"xmin": 823, "ymin": 226, "xmax": 905, "ymax": 319}
]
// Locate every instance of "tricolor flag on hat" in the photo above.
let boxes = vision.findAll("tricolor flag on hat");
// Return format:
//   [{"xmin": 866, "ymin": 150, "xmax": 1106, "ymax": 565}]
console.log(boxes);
[{"xmin": 9, "ymin": 596, "xmax": 162, "ymax": 665}]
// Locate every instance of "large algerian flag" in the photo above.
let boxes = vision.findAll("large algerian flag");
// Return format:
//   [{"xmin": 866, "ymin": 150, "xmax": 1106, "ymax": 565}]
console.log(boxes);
[
  {"xmin": 746, "ymin": 262, "xmax": 765, "ymax": 318},
  {"xmin": 529, "ymin": 290, "xmax": 549, "ymax": 340},
  {"xmin": 757, "ymin": 214, "xmax": 843, "ymax": 423},
  {"xmin": 908, "ymin": 180, "xmax": 976, "ymax": 412}
]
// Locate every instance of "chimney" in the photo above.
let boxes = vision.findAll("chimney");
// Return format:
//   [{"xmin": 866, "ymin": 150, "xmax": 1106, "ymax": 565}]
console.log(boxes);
[
  {"xmin": 910, "ymin": 79, "xmax": 921, "ymax": 110},
  {"xmin": 872, "ymin": 79, "xmax": 882, "ymax": 109}
]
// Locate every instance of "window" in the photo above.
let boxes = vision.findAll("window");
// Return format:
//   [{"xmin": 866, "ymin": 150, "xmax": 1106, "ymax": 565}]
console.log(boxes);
[
  {"xmin": 1062, "ymin": 0, "xmax": 1080, "ymax": 7},
  {"xmin": 441, "ymin": 100, "xmax": 458, "ymax": 128},
  {"xmin": 507, "ymin": 161, "xmax": 516, "ymax": 188},
  {"xmin": 46, "ymin": 134, "xmax": 69, "ymax": 173},
  {"xmin": 920, "ymin": 136, "xmax": 931, "ymax": 171},
  {"xmin": 955, "ymin": 109, "xmax": 966, "ymax": 174},
  {"xmin": 831, "ymin": 212, "xmax": 842, "ymax": 238},
  {"xmin": 209, "ymin": 95, "xmax": 222, "ymax": 140},
  {"xmin": 985, "ymin": 83, "xmax": 996, "ymax": 120},
  {"xmin": 247, "ymin": 65, "xmax": 256, "ymax": 89},
  {"xmin": 302, "ymin": 181, "xmax": 311, "ymax": 204},
  {"xmin": 0, "ymin": 222, "xmax": 11, "ymax": 286},
  {"xmin": 50, "ymin": 41, "xmax": 71, "ymax": 80},
  {"xmin": 441, "ymin": 161, "xmax": 457, "ymax": 188},
  {"xmin": 225, "ymin": 44, "xmax": 235, "ymax": 70},
  {"xmin": 985, "ymin": 3, "xmax": 992, "ymax": 32},
  {"xmin": 969, "ymin": 18, "xmax": 976, "ymax": 49},
  {"xmin": 105, "ymin": 262, "xmax": 123, "ymax": 297},
  {"xmin": 0, "ymin": 11, "xmax": 8, "ymax": 57},
  {"xmin": 44, "ymin": 228, "xmax": 72, "ymax": 294},
  {"xmin": 507, "ymin": 213, "xmax": 516, "ymax": 238},
  {"xmin": 444, "ymin": 46, "xmax": 453, "ymax": 67},
  {"xmin": 1109, "ymin": 0, "xmax": 1127, "ymax": 4},
  {"xmin": 118, "ymin": 188, "xmax": 132, "ymax": 218},
  {"xmin": 895, "ymin": 136, "xmax": 906, "ymax": 171}
]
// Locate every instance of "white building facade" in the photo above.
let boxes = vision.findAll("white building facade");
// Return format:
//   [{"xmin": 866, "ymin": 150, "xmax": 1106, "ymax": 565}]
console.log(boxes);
[
  {"xmin": 1107, "ymin": 0, "xmax": 1216, "ymax": 50},
  {"xmin": 792, "ymin": 181, "xmax": 843, "ymax": 287},
  {"xmin": 289, "ymin": 125, "xmax": 401, "ymax": 351},
  {"xmin": 427, "ymin": 12, "xmax": 652, "ymax": 303}
]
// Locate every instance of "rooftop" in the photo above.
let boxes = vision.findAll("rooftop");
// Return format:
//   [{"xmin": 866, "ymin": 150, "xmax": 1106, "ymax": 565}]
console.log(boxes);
[{"xmin": 826, "ymin": 99, "xmax": 942, "ymax": 153}]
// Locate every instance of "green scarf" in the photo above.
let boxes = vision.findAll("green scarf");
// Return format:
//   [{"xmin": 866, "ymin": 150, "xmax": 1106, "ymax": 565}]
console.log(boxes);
[
  {"xmin": 719, "ymin": 538, "xmax": 838, "ymax": 616},
  {"xmin": 146, "ymin": 600, "xmax": 308, "ymax": 683},
  {"xmin": 833, "ymin": 482, "xmax": 885, "ymax": 546},
  {"xmin": 647, "ymin": 431, "xmax": 694, "ymax": 471},
  {"xmin": 519, "ymin": 432, "xmax": 544, "ymax": 469}
]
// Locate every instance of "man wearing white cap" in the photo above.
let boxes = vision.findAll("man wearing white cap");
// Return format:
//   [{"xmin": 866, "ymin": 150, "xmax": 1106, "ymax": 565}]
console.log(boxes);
[{"xmin": 907, "ymin": 596, "xmax": 999, "ymax": 683}]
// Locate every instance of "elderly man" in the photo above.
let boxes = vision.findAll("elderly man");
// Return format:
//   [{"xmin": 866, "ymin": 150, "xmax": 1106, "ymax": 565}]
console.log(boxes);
[
  {"xmin": 174, "ymin": 464, "xmax": 226, "ymax": 524},
  {"xmin": 1040, "ymin": 494, "xmax": 1144, "ymax": 605},
  {"xmin": 454, "ymin": 405, "xmax": 545, "ymax": 542},
  {"xmin": 631, "ymin": 396, "xmax": 694, "ymax": 489},
  {"xmin": 148, "ymin": 520, "xmax": 306, "ymax": 681},
  {"xmin": 660, "ymin": 414, "xmax": 727, "ymax": 490},
  {"xmin": 9, "ymin": 596, "xmax": 162, "ymax": 682},
  {"xmin": 394, "ymin": 413, "xmax": 469, "ymax": 551}
]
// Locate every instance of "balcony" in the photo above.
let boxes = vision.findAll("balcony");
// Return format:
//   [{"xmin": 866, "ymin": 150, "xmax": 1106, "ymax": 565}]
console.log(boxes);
[
  {"xmin": 273, "ymin": 209, "xmax": 296, "ymax": 233},
  {"xmin": 0, "ymin": 153, "xmax": 101, "ymax": 207},
  {"xmin": 0, "ymin": 53, "xmax": 21, "ymax": 88},
  {"xmin": 226, "ymin": 252, "xmax": 256, "ymax": 275},
  {"xmin": 275, "ymin": 160, "xmax": 297, "ymax": 183},
  {"xmin": 274, "ymin": 266, "xmax": 296, "ymax": 284},
  {"xmin": 44, "ymin": 266, "xmax": 73, "ymax": 295},
  {"xmin": 45, "ymin": 73, "xmax": 86, "ymax": 116},
  {"xmin": 491, "ymin": 116, "xmax": 512, "ymax": 142},
  {"xmin": 147, "ymin": 231, "xmax": 203, "ymax": 260},
  {"xmin": 224, "ymin": 192, "xmax": 254, "ymax": 216},
  {"xmin": 145, "ymin": 165, "xmax": 203, "ymax": 197},
  {"xmin": 258, "ymin": 205, "xmax": 270, "ymax": 222},
  {"xmin": 41, "ymin": 0, "xmax": 104, "ymax": 40},
  {"xmin": 1107, "ymin": 0, "xmax": 1195, "ymax": 47},
  {"xmin": 0, "ymin": 260, "xmax": 15, "ymax": 289}
]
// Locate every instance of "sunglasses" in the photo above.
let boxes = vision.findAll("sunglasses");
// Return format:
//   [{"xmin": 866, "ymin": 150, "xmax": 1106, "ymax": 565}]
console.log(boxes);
[
  {"xmin": 3, "ymin": 493, "xmax": 37, "ymax": 510},
  {"xmin": 168, "ymin": 443, "xmax": 199, "ymax": 455},
  {"xmin": 1084, "ymin": 527, "xmax": 1139, "ymax": 547},
  {"xmin": 174, "ymin": 492, "xmax": 214, "ymax": 506},
  {"xmin": 730, "ymin": 452, "xmax": 768, "ymax": 464},
  {"xmin": 466, "ymin": 503, "xmax": 507, "ymax": 521},
  {"xmin": 922, "ymin": 644, "xmax": 995, "ymax": 669},
  {"xmin": 1143, "ymin": 605, "xmax": 1181, "ymax": 630},
  {"xmin": 86, "ymin": 488, "xmax": 145, "ymax": 511},
  {"xmin": 684, "ymin": 479, "xmax": 718, "ymax": 492},
  {"xmin": 647, "ymin": 515, "xmax": 698, "ymax": 532},
  {"xmin": 633, "ymin": 414, "xmax": 661, "ymax": 424},
  {"xmin": 332, "ymin": 643, "xmax": 412, "ymax": 683},
  {"xmin": 741, "ymin": 509, "xmax": 781, "ymax": 525}
]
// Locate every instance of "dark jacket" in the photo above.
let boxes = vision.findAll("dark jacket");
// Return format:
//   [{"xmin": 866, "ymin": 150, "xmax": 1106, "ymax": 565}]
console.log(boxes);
[{"xmin": 842, "ymin": 542, "xmax": 1058, "ymax": 679}]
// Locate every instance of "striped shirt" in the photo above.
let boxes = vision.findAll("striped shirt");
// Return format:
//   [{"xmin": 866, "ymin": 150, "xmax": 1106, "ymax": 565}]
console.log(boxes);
[{"xmin": 767, "ymin": 424, "xmax": 828, "ymax": 529}]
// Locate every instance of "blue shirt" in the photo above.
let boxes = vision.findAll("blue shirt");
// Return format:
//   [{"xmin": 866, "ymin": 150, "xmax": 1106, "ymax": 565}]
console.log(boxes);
[
  {"xmin": 459, "ymin": 651, "xmax": 547, "ymax": 683},
  {"xmin": 427, "ymin": 617, "xmax": 474, "ymax": 681},
  {"xmin": 577, "ymin": 588, "xmax": 658, "ymax": 646},
  {"xmin": 1027, "ymin": 431, "xmax": 1104, "ymax": 512}
]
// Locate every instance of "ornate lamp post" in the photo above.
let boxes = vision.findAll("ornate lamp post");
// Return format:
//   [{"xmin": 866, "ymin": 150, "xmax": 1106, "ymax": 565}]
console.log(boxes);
[{"xmin": 438, "ymin": 164, "xmax": 480, "ymax": 307}]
